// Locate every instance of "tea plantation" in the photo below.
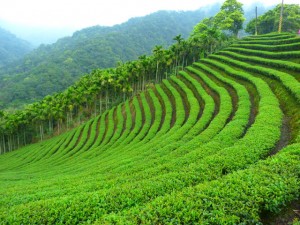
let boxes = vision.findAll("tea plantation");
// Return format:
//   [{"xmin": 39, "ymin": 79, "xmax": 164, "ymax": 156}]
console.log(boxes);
[{"xmin": 0, "ymin": 33, "xmax": 299, "ymax": 224}]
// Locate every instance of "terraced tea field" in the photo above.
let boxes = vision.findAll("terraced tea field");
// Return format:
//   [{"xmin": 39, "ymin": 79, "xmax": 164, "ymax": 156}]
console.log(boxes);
[{"xmin": 0, "ymin": 33, "xmax": 299, "ymax": 224}]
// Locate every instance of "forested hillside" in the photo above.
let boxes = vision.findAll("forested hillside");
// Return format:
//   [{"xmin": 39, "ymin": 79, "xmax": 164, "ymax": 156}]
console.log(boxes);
[
  {"xmin": 0, "ymin": 6, "xmax": 220, "ymax": 109},
  {"xmin": 0, "ymin": 27, "xmax": 33, "ymax": 67}
]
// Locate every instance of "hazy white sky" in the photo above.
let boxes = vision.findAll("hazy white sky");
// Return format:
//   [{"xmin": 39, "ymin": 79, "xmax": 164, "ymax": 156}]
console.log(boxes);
[{"xmin": 0, "ymin": 0, "xmax": 299, "ymax": 29}]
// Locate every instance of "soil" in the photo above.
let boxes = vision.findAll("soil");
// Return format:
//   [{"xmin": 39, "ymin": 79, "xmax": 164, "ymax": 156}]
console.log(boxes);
[
  {"xmin": 188, "ymin": 71, "xmax": 220, "ymax": 119},
  {"xmin": 129, "ymin": 99, "xmax": 136, "ymax": 132},
  {"xmin": 161, "ymin": 82, "xmax": 176, "ymax": 128},
  {"xmin": 144, "ymin": 91, "xmax": 155, "ymax": 127},
  {"xmin": 261, "ymin": 199, "xmax": 300, "ymax": 225},
  {"xmin": 168, "ymin": 79, "xmax": 190, "ymax": 124},
  {"xmin": 119, "ymin": 103, "xmax": 127, "ymax": 137},
  {"xmin": 269, "ymin": 116, "xmax": 291, "ymax": 156},
  {"xmin": 152, "ymin": 88, "xmax": 166, "ymax": 132},
  {"xmin": 177, "ymin": 74, "xmax": 205, "ymax": 120}
]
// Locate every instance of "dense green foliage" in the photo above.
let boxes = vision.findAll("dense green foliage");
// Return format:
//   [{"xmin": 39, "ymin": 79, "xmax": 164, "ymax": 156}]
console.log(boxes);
[
  {"xmin": 245, "ymin": 4, "xmax": 300, "ymax": 35},
  {"xmin": 214, "ymin": 0, "xmax": 245, "ymax": 37},
  {"xmin": 0, "ymin": 32, "xmax": 299, "ymax": 224},
  {"xmin": 0, "ymin": 27, "xmax": 32, "ymax": 67},
  {"xmin": 0, "ymin": 9, "xmax": 237, "ymax": 153},
  {"xmin": 0, "ymin": 7, "xmax": 220, "ymax": 109},
  {"xmin": 190, "ymin": 17, "xmax": 227, "ymax": 55}
]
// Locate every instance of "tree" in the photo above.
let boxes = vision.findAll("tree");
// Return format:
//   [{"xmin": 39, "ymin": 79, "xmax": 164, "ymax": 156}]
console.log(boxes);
[
  {"xmin": 0, "ymin": 111, "xmax": 6, "ymax": 154},
  {"xmin": 191, "ymin": 17, "xmax": 225, "ymax": 56},
  {"xmin": 173, "ymin": 35, "xmax": 184, "ymax": 74},
  {"xmin": 215, "ymin": 0, "xmax": 245, "ymax": 37},
  {"xmin": 138, "ymin": 55, "xmax": 149, "ymax": 91},
  {"xmin": 245, "ymin": 4, "xmax": 300, "ymax": 35},
  {"xmin": 153, "ymin": 45, "xmax": 164, "ymax": 83},
  {"xmin": 0, "ymin": 13, "xmax": 238, "ymax": 153}
]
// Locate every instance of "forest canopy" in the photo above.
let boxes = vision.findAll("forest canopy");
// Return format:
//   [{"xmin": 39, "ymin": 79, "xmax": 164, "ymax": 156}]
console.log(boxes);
[{"xmin": 245, "ymin": 4, "xmax": 300, "ymax": 34}]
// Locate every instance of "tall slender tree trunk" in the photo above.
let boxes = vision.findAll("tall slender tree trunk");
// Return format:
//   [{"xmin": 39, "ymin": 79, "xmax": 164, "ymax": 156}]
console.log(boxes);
[
  {"xmin": 8, "ymin": 135, "xmax": 11, "ymax": 152},
  {"xmin": 49, "ymin": 119, "xmax": 51, "ymax": 133},
  {"xmin": 39, "ymin": 124, "xmax": 43, "ymax": 141},
  {"xmin": 49, "ymin": 118, "xmax": 54, "ymax": 134},
  {"xmin": 131, "ymin": 82, "xmax": 134, "ymax": 97},
  {"xmin": 58, "ymin": 120, "xmax": 61, "ymax": 134},
  {"xmin": 94, "ymin": 100, "xmax": 97, "ymax": 117},
  {"xmin": 98, "ymin": 93, "xmax": 102, "ymax": 114},
  {"xmin": 5, "ymin": 135, "xmax": 8, "ymax": 151},
  {"xmin": 66, "ymin": 113, "xmax": 69, "ymax": 129},
  {"xmin": 155, "ymin": 61, "xmax": 159, "ymax": 83},
  {"xmin": 2, "ymin": 135, "xmax": 6, "ymax": 153},
  {"xmin": 140, "ymin": 77, "xmax": 142, "ymax": 92},
  {"xmin": 70, "ymin": 111, "xmax": 73, "ymax": 124},
  {"xmin": 17, "ymin": 134, "xmax": 20, "ymax": 149},
  {"xmin": 11, "ymin": 135, "xmax": 14, "ymax": 151},
  {"xmin": 106, "ymin": 88, "xmax": 109, "ymax": 110},
  {"xmin": 11, "ymin": 135, "xmax": 14, "ymax": 150},
  {"xmin": 23, "ymin": 131, "xmax": 26, "ymax": 146},
  {"xmin": 99, "ymin": 98, "xmax": 102, "ymax": 114}
]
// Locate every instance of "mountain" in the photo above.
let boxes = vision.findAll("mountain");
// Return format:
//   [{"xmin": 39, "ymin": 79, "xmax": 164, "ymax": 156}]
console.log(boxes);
[
  {"xmin": 0, "ymin": 27, "xmax": 33, "ymax": 68},
  {"xmin": 0, "ymin": 5, "xmax": 220, "ymax": 109},
  {"xmin": 0, "ymin": 21, "xmax": 75, "ymax": 46}
]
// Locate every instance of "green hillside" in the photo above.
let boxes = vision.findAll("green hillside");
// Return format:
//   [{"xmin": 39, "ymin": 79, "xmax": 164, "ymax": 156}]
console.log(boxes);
[
  {"xmin": 0, "ymin": 7, "xmax": 220, "ymax": 109},
  {"xmin": 0, "ymin": 32, "xmax": 299, "ymax": 224},
  {"xmin": 0, "ymin": 27, "xmax": 32, "ymax": 68}
]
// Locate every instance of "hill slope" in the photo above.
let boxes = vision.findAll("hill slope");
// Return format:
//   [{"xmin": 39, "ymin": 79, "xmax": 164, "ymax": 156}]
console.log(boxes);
[
  {"xmin": 0, "ymin": 33, "xmax": 299, "ymax": 224},
  {"xmin": 0, "ymin": 27, "xmax": 32, "ymax": 68},
  {"xmin": 0, "ymin": 6, "xmax": 220, "ymax": 109}
]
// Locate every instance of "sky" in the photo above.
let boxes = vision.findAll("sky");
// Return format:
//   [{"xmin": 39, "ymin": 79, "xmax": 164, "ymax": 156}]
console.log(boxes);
[
  {"xmin": 0, "ymin": 0, "xmax": 299, "ymax": 29},
  {"xmin": 0, "ymin": 0, "xmax": 299, "ymax": 45}
]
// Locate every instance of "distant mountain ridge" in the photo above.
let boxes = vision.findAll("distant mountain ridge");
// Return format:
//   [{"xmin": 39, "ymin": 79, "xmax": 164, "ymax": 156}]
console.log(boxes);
[
  {"xmin": 0, "ymin": 5, "xmax": 220, "ymax": 109},
  {"xmin": 0, "ymin": 27, "xmax": 33, "ymax": 68}
]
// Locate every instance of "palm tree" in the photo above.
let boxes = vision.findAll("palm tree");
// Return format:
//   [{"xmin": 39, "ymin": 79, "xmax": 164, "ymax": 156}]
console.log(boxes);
[
  {"xmin": 153, "ymin": 45, "xmax": 164, "ymax": 83},
  {"xmin": 43, "ymin": 95, "xmax": 55, "ymax": 134},
  {"xmin": 138, "ymin": 55, "xmax": 149, "ymax": 91},
  {"xmin": 0, "ymin": 111, "xmax": 6, "ymax": 154},
  {"xmin": 173, "ymin": 34, "xmax": 184, "ymax": 74},
  {"xmin": 163, "ymin": 50, "xmax": 175, "ymax": 78}
]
